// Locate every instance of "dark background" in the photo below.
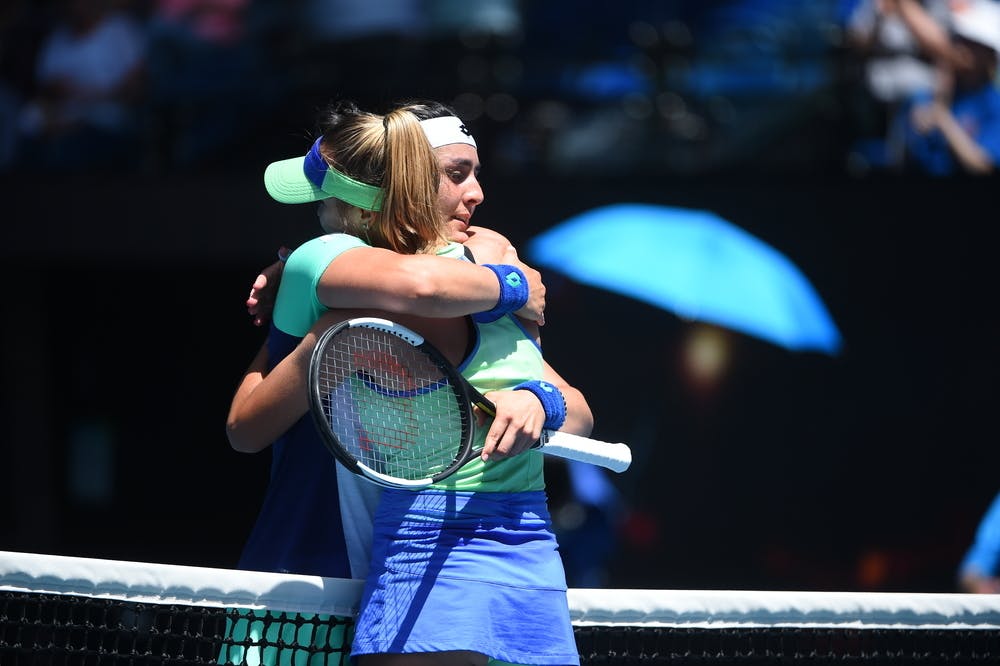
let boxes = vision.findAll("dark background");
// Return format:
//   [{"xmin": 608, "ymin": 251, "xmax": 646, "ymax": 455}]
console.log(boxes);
[{"xmin": 1, "ymin": 0, "xmax": 998, "ymax": 594}]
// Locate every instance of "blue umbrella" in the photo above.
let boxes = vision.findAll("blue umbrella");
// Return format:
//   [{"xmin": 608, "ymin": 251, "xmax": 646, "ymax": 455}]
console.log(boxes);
[{"xmin": 526, "ymin": 203, "xmax": 842, "ymax": 355}]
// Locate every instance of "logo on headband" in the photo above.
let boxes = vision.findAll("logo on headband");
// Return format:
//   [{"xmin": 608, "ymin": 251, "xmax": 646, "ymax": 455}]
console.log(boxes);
[{"xmin": 420, "ymin": 116, "xmax": 477, "ymax": 148}]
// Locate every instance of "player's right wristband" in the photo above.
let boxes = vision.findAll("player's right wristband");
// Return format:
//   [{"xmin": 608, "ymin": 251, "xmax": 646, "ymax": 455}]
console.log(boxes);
[
  {"xmin": 513, "ymin": 380, "xmax": 567, "ymax": 431},
  {"xmin": 472, "ymin": 264, "xmax": 529, "ymax": 324}
]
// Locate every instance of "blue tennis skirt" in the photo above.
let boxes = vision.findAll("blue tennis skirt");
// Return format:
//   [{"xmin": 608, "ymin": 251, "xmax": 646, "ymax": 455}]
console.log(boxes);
[{"xmin": 351, "ymin": 489, "xmax": 579, "ymax": 665}]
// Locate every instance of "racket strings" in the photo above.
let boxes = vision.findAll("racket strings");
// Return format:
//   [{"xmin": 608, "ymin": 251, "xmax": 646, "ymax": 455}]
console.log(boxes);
[{"xmin": 317, "ymin": 327, "xmax": 468, "ymax": 480}]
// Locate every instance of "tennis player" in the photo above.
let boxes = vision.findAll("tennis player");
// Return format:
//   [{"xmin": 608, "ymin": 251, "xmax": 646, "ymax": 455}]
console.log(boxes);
[{"xmin": 226, "ymin": 100, "xmax": 591, "ymax": 666}]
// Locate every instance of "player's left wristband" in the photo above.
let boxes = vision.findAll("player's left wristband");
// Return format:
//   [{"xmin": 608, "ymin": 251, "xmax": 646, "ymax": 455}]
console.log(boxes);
[
  {"xmin": 513, "ymin": 380, "xmax": 567, "ymax": 431},
  {"xmin": 472, "ymin": 264, "xmax": 529, "ymax": 324}
]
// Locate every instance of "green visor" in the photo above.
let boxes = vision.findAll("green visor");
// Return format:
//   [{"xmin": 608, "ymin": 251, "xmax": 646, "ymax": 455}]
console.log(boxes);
[{"xmin": 263, "ymin": 138, "xmax": 384, "ymax": 211}]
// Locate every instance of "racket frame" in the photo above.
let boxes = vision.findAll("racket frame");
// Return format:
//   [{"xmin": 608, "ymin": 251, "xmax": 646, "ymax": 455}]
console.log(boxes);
[{"xmin": 307, "ymin": 317, "xmax": 478, "ymax": 489}]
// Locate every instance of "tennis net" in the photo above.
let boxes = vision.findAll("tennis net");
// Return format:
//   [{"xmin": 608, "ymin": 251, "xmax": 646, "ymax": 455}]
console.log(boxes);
[{"xmin": 3, "ymin": 550, "xmax": 1000, "ymax": 664}]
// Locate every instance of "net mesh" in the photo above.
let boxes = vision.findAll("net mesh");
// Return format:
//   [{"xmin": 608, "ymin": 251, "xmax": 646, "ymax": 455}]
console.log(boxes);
[{"xmin": 3, "ymin": 551, "xmax": 1000, "ymax": 665}]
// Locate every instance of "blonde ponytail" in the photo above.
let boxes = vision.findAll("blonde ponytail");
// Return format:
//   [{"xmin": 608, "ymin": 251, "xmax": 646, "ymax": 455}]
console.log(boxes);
[
  {"xmin": 316, "ymin": 102, "xmax": 445, "ymax": 254},
  {"xmin": 376, "ymin": 109, "xmax": 442, "ymax": 254}
]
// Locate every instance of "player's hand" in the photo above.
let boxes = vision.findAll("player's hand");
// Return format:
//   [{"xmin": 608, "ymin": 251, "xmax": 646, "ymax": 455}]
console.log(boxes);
[
  {"xmin": 476, "ymin": 390, "xmax": 545, "ymax": 461},
  {"xmin": 247, "ymin": 247, "xmax": 289, "ymax": 327},
  {"xmin": 514, "ymin": 259, "xmax": 546, "ymax": 326},
  {"xmin": 498, "ymin": 244, "xmax": 546, "ymax": 326}
]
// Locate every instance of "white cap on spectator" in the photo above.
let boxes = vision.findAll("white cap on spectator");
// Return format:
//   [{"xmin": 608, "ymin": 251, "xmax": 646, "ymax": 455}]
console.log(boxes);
[{"xmin": 951, "ymin": 0, "xmax": 1000, "ymax": 54}]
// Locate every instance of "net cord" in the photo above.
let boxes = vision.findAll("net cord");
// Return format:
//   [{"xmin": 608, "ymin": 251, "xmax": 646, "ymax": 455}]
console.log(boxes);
[
  {"xmin": 4, "ymin": 550, "xmax": 1000, "ymax": 630},
  {"xmin": 0, "ymin": 550, "xmax": 363, "ymax": 617}
]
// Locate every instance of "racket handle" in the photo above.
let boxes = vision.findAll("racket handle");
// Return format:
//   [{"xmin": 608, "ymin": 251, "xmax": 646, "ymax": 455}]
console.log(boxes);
[{"xmin": 537, "ymin": 431, "xmax": 632, "ymax": 473}]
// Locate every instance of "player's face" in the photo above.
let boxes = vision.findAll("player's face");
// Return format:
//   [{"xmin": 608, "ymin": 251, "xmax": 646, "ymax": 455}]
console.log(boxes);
[{"xmin": 434, "ymin": 144, "xmax": 483, "ymax": 244}]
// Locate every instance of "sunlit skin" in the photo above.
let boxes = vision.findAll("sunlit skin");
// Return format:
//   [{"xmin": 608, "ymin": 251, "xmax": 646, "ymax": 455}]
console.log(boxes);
[{"xmin": 434, "ymin": 143, "xmax": 484, "ymax": 244}]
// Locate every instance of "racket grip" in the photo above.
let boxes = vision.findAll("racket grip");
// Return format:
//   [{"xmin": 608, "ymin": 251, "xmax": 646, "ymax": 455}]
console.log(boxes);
[{"xmin": 537, "ymin": 431, "xmax": 632, "ymax": 473}]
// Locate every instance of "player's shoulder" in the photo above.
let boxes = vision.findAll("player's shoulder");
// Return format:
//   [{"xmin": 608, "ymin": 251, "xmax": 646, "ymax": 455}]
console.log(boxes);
[
  {"xmin": 302, "ymin": 233, "xmax": 368, "ymax": 251},
  {"xmin": 287, "ymin": 233, "xmax": 368, "ymax": 268},
  {"xmin": 464, "ymin": 226, "xmax": 514, "ymax": 263},
  {"xmin": 466, "ymin": 226, "xmax": 510, "ymax": 244}
]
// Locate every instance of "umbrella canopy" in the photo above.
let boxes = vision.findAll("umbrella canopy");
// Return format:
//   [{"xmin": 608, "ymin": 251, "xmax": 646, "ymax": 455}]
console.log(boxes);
[{"xmin": 525, "ymin": 203, "xmax": 842, "ymax": 355}]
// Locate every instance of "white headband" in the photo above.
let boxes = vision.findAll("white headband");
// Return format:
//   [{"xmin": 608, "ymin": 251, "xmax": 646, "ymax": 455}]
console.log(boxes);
[{"xmin": 419, "ymin": 116, "xmax": 477, "ymax": 149}]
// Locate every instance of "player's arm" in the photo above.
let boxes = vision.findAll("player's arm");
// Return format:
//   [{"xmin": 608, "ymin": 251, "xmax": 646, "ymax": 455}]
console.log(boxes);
[
  {"xmin": 246, "ymin": 228, "xmax": 544, "ymax": 326},
  {"xmin": 228, "ymin": 306, "xmax": 475, "ymax": 453},
  {"xmin": 226, "ymin": 335, "xmax": 311, "ymax": 453},
  {"xmin": 227, "ymin": 310, "xmax": 381, "ymax": 453},
  {"xmin": 232, "ymin": 231, "xmax": 545, "ymax": 453},
  {"xmin": 314, "ymin": 244, "xmax": 544, "ymax": 321},
  {"xmin": 523, "ymin": 317, "xmax": 594, "ymax": 438},
  {"xmin": 539, "ymin": 360, "xmax": 594, "ymax": 438}
]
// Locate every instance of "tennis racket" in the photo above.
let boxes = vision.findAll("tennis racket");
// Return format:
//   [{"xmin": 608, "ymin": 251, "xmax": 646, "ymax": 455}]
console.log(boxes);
[{"xmin": 307, "ymin": 316, "xmax": 632, "ymax": 489}]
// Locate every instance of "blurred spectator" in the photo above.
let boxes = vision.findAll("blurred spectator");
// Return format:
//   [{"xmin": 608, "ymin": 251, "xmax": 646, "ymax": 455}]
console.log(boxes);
[
  {"xmin": 892, "ymin": 0, "xmax": 1000, "ymax": 175},
  {"xmin": 959, "ymin": 491, "xmax": 1000, "ymax": 593},
  {"xmin": 146, "ymin": 0, "xmax": 282, "ymax": 167},
  {"xmin": 843, "ymin": 0, "xmax": 952, "ymax": 168},
  {"xmin": 846, "ymin": 1, "xmax": 950, "ymax": 106},
  {"xmin": 14, "ymin": 0, "xmax": 147, "ymax": 171}
]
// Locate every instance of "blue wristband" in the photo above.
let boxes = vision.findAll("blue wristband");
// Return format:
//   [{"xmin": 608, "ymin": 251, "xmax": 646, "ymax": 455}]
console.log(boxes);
[
  {"xmin": 472, "ymin": 264, "xmax": 529, "ymax": 324},
  {"xmin": 513, "ymin": 380, "xmax": 567, "ymax": 431}
]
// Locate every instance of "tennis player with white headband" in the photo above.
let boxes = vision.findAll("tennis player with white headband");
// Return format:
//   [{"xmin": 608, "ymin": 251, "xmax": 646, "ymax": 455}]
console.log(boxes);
[{"xmin": 224, "ymin": 98, "xmax": 592, "ymax": 666}]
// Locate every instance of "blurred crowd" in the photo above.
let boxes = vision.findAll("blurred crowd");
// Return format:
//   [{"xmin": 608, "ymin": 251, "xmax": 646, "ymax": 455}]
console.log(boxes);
[
  {"xmin": 1, "ymin": 0, "xmax": 998, "ymax": 177},
  {"xmin": 842, "ymin": 0, "xmax": 1000, "ymax": 175}
]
